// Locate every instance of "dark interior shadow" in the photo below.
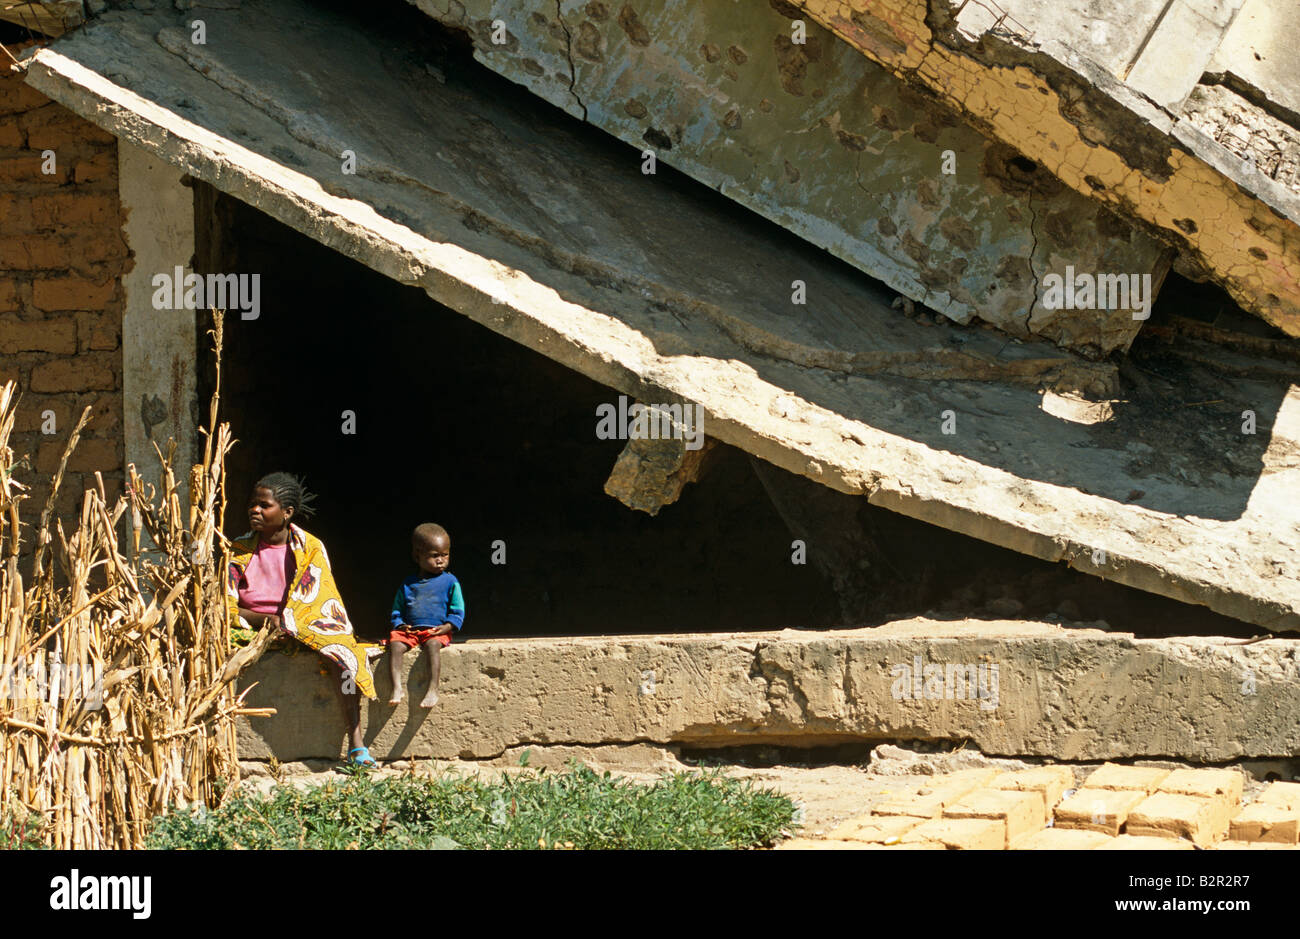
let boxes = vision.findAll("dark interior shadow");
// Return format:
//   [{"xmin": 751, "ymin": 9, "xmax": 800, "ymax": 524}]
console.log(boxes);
[{"xmin": 204, "ymin": 191, "xmax": 843, "ymax": 637}]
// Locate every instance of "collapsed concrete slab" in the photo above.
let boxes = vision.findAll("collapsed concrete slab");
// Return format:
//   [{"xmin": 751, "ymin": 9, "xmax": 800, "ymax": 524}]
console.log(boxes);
[
  {"xmin": 20, "ymin": 0, "xmax": 1300, "ymax": 629},
  {"xmin": 786, "ymin": 0, "xmax": 1300, "ymax": 339},
  {"xmin": 407, "ymin": 0, "xmax": 1171, "ymax": 355},
  {"xmin": 234, "ymin": 621, "xmax": 1300, "ymax": 762}
]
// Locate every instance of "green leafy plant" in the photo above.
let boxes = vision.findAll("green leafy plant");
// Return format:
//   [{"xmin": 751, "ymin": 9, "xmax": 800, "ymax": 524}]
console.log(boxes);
[
  {"xmin": 2, "ymin": 802, "xmax": 46, "ymax": 850},
  {"xmin": 146, "ymin": 764, "xmax": 798, "ymax": 850}
]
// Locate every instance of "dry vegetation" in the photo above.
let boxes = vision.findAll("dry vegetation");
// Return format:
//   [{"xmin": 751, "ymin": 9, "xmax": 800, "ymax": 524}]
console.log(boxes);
[{"xmin": 0, "ymin": 317, "xmax": 273, "ymax": 848}]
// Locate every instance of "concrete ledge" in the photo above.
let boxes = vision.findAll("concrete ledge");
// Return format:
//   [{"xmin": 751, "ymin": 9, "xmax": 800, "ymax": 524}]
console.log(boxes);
[{"xmin": 235, "ymin": 619, "xmax": 1300, "ymax": 762}]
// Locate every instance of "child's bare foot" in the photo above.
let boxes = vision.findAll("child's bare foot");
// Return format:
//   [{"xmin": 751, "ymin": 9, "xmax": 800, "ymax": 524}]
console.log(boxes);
[
  {"xmin": 419, "ymin": 689, "xmax": 439, "ymax": 708},
  {"xmin": 389, "ymin": 689, "xmax": 404, "ymax": 706}
]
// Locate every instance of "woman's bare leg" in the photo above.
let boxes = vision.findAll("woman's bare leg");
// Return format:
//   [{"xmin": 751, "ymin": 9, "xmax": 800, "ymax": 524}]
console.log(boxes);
[{"xmin": 327, "ymin": 658, "xmax": 365, "ymax": 753}]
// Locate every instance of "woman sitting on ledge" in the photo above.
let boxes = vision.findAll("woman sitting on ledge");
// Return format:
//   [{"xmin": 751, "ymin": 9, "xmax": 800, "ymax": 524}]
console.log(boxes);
[{"xmin": 225, "ymin": 472, "xmax": 379, "ymax": 767}]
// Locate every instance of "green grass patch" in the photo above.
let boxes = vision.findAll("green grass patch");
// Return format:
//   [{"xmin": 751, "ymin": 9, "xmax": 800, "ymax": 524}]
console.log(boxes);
[{"xmin": 146, "ymin": 764, "xmax": 799, "ymax": 850}]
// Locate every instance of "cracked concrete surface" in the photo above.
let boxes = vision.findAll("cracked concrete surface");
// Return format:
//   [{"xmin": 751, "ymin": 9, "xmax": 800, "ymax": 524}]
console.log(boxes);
[
  {"xmin": 1204, "ymin": 0, "xmax": 1300, "ymax": 128},
  {"xmin": 552, "ymin": 0, "xmax": 589, "ymax": 121},
  {"xmin": 233, "ymin": 620, "xmax": 1300, "ymax": 762},
  {"xmin": 20, "ymin": 0, "xmax": 1300, "ymax": 630},
  {"xmin": 408, "ymin": 0, "xmax": 1171, "ymax": 354}
]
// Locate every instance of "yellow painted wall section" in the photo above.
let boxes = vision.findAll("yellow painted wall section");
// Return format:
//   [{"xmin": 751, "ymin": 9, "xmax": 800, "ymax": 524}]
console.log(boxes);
[{"xmin": 795, "ymin": 0, "xmax": 1300, "ymax": 336}]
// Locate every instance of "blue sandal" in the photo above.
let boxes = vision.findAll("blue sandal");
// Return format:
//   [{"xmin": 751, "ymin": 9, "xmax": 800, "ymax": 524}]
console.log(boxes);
[{"xmin": 348, "ymin": 746, "xmax": 377, "ymax": 768}]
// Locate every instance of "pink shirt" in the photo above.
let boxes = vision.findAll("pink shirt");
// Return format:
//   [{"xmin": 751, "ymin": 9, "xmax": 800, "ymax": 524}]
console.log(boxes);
[{"xmin": 238, "ymin": 540, "xmax": 296, "ymax": 615}]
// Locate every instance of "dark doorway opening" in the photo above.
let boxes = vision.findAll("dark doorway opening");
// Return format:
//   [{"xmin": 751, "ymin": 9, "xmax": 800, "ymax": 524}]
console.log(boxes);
[
  {"xmin": 196, "ymin": 189, "xmax": 843, "ymax": 639},
  {"xmin": 190, "ymin": 187, "xmax": 1263, "ymax": 643}
]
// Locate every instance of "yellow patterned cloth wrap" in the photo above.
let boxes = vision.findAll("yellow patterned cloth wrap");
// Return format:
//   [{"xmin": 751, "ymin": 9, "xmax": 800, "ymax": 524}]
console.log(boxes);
[{"xmin": 225, "ymin": 524, "xmax": 377, "ymax": 699}]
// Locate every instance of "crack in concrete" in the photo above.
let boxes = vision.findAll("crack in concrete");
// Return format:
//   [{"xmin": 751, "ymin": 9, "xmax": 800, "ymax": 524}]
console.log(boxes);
[
  {"xmin": 553, "ymin": 0, "xmax": 588, "ymax": 123},
  {"xmin": 1024, "ymin": 187, "xmax": 1041, "ymax": 338},
  {"xmin": 466, "ymin": 737, "xmax": 666, "ymax": 761}
]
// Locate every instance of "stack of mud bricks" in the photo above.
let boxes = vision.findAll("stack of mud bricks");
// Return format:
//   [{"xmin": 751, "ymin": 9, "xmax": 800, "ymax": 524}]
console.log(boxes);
[
  {"xmin": 0, "ymin": 47, "xmax": 126, "ymax": 540},
  {"xmin": 810, "ymin": 765, "xmax": 1300, "ymax": 849}
]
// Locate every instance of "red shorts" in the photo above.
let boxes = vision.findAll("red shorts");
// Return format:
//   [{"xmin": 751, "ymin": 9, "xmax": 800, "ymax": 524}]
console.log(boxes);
[{"xmin": 389, "ymin": 627, "xmax": 452, "ymax": 649}]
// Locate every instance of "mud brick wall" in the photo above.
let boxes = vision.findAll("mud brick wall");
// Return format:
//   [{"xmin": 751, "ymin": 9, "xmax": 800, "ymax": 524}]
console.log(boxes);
[{"xmin": 0, "ymin": 56, "xmax": 127, "ymax": 548}]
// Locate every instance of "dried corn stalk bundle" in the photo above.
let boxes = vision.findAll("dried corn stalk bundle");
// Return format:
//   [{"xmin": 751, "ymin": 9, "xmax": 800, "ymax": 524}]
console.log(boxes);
[{"xmin": 0, "ymin": 316, "xmax": 274, "ymax": 848}]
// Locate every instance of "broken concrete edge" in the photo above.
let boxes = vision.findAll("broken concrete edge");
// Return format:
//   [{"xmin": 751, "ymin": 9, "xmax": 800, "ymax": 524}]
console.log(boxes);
[
  {"xmin": 20, "ymin": 47, "xmax": 1299, "ymax": 631},
  {"xmin": 234, "ymin": 619, "xmax": 1300, "ymax": 763},
  {"xmin": 792, "ymin": 0, "xmax": 1300, "ymax": 338},
  {"xmin": 603, "ymin": 434, "xmax": 718, "ymax": 515},
  {"xmin": 1202, "ymin": 66, "xmax": 1300, "ymax": 141},
  {"xmin": 1041, "ymin": 35, "xmax": 1300, "ymax": 229},
  {"xmin": 950, "ymin": 4, "xmax": 1300, "ymax": 243},
  {"xmin": 0, "ymin": 1, "xmax": 82, "ymax": 39}
]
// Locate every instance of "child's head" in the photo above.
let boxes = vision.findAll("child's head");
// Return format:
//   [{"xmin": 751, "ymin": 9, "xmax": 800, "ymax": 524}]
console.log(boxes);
[
  {"xmin": 248, "ymin": 472, "xmax": 316, "ymax": 537},
  {"xmin": 411, "ymin": 523, "xmax": 450, "ymax": 576}
]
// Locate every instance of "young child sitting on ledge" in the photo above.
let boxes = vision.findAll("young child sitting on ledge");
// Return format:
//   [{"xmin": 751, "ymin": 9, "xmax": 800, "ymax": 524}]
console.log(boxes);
[{"xmin": 388, "ymin": 523, "xmax": 465, "ymax": 708}]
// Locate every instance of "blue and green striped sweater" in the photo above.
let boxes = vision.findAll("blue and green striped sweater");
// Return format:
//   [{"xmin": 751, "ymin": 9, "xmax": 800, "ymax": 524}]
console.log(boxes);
[{"xmin": 390, "ymin": 571, "xmax": 465, "ymax": 632}]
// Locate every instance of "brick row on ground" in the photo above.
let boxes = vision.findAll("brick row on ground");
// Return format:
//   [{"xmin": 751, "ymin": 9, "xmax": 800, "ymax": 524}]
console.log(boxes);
[{"xmin": 779, "ymin": 766, "xmax": 1300, "ymax": 850}]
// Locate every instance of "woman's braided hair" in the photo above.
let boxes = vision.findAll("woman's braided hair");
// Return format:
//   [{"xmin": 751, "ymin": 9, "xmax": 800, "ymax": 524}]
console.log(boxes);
[{"xmin": 254, "ymin": 472, "xmax": 317, "ymax": 520}]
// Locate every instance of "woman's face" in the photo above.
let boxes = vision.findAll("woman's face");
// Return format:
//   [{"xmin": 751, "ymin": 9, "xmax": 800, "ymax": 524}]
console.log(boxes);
[{"xmin": 248, "ymin": 486, "xmax": 293, "ymax": 534}]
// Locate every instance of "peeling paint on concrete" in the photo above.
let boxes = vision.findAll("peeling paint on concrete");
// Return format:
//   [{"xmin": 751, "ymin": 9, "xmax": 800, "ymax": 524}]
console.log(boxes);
[{"xmin": 788, "ymin": 0, "xmax": 1300, "ymax": 339}]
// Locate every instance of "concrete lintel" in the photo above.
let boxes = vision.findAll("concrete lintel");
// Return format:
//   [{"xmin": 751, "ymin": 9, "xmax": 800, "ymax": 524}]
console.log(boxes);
[
  {"xmin": 234, "ymin": 620, "xmax": 1300, "ymax": 763},
  {"xmin": 19, "ymin": 0, "xmax": 1300, "ymax": 630}
]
